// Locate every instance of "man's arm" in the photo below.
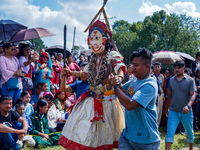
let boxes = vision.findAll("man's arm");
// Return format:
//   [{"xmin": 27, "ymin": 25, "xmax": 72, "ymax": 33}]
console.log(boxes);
[
  {"xmin": 115, "ymin": 88, "xmax": 141, "ymax": 111},
  {"xmin": 165, "ymin": 90, "xmax": 172, "ymax": 117},
  {"xmin": 182, "ymin": 91, "xmax": 196, "ymax": 114},
  {"xmin": 17, "ymin": 117, "xmax": 28, "ymax": 133},
  {"xmin": 0, "ymin": 124, "xmax": 26, "ymax": 134}
]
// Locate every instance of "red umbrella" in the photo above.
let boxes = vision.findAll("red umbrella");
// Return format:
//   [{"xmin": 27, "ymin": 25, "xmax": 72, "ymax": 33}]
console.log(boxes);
[{"xmin": 9, "ymin": 27, "xmax": 55, "ymax": 42}]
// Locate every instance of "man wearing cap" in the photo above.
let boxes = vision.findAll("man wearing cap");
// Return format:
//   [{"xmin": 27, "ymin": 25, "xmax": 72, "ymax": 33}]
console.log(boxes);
[{"xmin": 153, "ymin": 62, "xmax": 164, "ymax": 126}]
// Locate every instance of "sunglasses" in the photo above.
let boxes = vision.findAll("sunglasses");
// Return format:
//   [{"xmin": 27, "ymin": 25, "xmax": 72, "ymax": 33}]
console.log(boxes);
[{"xmin": 12, "ymin": 49, "xmax": 16, "ymax": 51}]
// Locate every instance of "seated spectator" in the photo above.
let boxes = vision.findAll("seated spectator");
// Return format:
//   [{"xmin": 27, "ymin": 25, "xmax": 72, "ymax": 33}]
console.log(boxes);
[
  {"xmin": 41, "ymin": 82, "xmax": 49, "ymax": 92},
  {"xmin": 0, "ymin": 95, "xmax": 28, "ymax": 150},
  {"xmin": 30, "ymin": 83, "xmax": 42, "ymax": 110},
  {"xmin": 13, "ymin": 103, "xmax": 35, "ymax": 148},
  {"xmin": 13, "ymin": 91, "xmax": 34, "ymax": 117},
  {"xmin": 53, "ymin": 89, "xmax": 68, "ymax": 112},
  {"xmin": 43, "ymin": 92, "xmax": 66, "ymax": 132},
  {"xmin": 61, "ymin": 62, "xmax": 89, "ymax": 100},
  {"xmin": 50, "ymin": 84, "xmax": 57, "ymax": 96},
  {"xmin": 30, "ymin": 99, "xmax": 61, "ymax": 148}
]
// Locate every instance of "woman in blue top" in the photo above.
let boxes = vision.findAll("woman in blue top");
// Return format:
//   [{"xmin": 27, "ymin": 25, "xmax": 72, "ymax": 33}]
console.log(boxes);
[{"xmin": 33, "ymin": 52, "xmax": 53, "ymax": 94}]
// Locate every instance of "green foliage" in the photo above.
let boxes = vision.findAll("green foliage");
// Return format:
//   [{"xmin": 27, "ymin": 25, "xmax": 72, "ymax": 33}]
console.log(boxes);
[
  {"xmin": 112, "ymin": 10, "xmax": 200, "ymax": 64},
  {"xmin": 32, "ymin": 38, "xmax": 47, "ymax": 52}
]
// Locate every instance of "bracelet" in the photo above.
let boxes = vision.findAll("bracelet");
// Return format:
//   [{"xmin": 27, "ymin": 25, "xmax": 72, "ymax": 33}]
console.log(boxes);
[
  {"xmin": 16, "ymin": 130, "xmax": 19, "ymax": 134},
  {"xmin": 187, "ymin": 105, "xmax": 191, "ymax": 110},
  {"xmin": 112, "ymin": 85, "xmax": 119, "ymax": 92}
]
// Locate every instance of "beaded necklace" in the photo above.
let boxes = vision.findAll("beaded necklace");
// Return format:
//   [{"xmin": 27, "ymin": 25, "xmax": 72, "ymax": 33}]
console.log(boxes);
[{"xmin": 87, "ymin": 49, "xmax": 110, "ymax": 86}]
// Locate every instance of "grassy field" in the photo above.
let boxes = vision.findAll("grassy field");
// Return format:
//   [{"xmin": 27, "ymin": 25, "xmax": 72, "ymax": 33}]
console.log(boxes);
[{"xmin": 23, "ymin": 127, "xmax": 200, "ymax": 150}]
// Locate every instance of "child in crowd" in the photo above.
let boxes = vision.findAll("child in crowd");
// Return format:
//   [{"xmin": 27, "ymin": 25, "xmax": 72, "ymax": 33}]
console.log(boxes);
[
  {"xmin": 14, "ymin": 91, "xmax": 34, "ymax": 116},
  {"xmin": 41, "ymin": 82, "xmax": 49, "ymax": 92},
  {"xmin": 53, "ymin": 89, "xmax": 68, "ymax": 112},
  {"xmin": 30, "ymin": 83, "xmax": 42, "ymax": 110},
  {"xmin": 65, "ymin": 92, "xmax": 76, "ymax": 109},
  {"xmin": 30, "ymin": 99, "xmax": 61, "ymax": 148},
  {"xmin": 13, "ymin": 103, "xmax": 35, "ymax": 148},
  {"xmin": 43, "ymin": 91, "xmax": 67, "ymax": 132}
]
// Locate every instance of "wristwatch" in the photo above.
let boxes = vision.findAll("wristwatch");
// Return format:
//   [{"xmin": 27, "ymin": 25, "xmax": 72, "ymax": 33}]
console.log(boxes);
[{"xmin": 186, "ymin": 105, "xmax": 191, "ymax": 110}]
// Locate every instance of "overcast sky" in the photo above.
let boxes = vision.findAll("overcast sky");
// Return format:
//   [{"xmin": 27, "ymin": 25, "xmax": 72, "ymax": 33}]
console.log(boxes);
[{"xmin": 0, "ymin": 0, "xmax": 200, "ymax": 51}]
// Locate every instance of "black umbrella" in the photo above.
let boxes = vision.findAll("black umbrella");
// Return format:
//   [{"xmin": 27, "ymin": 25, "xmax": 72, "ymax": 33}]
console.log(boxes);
[
  {"xmin": 45, "ymin": 45, "xmax": 71, "ymax": 57},
  {"xmin": 0, "ymin": 19, "xmax": 27, "ymax": 41}
]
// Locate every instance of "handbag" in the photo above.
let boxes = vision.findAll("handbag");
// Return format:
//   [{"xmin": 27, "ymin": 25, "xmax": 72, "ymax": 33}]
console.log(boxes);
[
  {"xmin": 22, "ymin": 76, "xmax": 33, "ymax": 91},
  {"xmin": 5, "ymin": 57, "xmax": 20, "ymax": 90}
]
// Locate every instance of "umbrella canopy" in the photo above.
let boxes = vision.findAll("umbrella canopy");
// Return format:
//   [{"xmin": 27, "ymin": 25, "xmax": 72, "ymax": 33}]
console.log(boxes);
[
  {"xmin": 45, "ymin": 45, "xmax": 71, "ymax": 58},
  {"xmin": 152, "ymin": 50, "xmax": 182, "ymax": 65},
  {"xmin": 9, "ymin": 27, "xmax": 55, "ymax": 43},
  {"xmin": 176, "ymin": 51, "xmax": 195, "ymax": 68},
  {"xmin": 0, "ymin": 19, "xmax": 27, "ymax": 40}
]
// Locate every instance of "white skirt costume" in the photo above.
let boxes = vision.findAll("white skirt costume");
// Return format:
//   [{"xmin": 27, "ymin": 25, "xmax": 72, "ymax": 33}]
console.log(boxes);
[{"xmin": 59, "ymin": 51, "xmax": 126, "ymax": 150}]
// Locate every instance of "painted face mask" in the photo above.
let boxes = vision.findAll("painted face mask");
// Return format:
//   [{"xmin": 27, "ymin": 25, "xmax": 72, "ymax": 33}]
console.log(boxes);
[
  {"xmin": 88, "ymin": 20, "xmax": 112, "ymax": 54},
  {"xmin": 88, "ymin": 30, "xmax": 106, "ymax": 54}
]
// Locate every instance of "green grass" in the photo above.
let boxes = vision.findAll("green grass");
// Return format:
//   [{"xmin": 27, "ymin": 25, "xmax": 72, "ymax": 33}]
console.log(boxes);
[{"xmin": 23, "ymin": 128, "xmax": 200, "ymax": 150}]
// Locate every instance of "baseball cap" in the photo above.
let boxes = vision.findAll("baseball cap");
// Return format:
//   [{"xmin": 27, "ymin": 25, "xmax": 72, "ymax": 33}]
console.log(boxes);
[{"xmin": 43, "ymin": 91, "xmax": 53, "ymax": 97}]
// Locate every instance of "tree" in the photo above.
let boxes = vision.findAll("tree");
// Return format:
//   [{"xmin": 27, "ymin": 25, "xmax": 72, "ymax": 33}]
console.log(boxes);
[{"xmin": 32, "ymin": 38, "xmax": 47, "ymax": 52}]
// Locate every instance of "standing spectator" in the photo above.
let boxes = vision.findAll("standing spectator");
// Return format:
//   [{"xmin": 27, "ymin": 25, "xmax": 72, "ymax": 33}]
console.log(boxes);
[
  {"xmin": 193, "ymin": 68, "xmax": 200, "ymax": 130},
  {"xmin": 51, "ymin": 55, "xmax": 61, "ymax": 86},
  {"xmin": 154, "ymin": 62, "xmax": 164, "ymax": 126},
  {"xmin": 110, "ymin": 48, "xmax": 160, "ymax": 150},
  {"xmin": 0, "ymin": 95, "xmax": 28, "ymax": 150},
  {"xmin": 78, "ymin": 54, "xmax": 85, "ymax": 67},
  {"xmin": 33, "ymin": 52, "xmax": 53, "ymax": 94},
  {"xmin": 165, "ymin": 60, "xmax": 196, "ymax": 150},
  {"xmin": 191, "ymin": 52, "xmax": 200, "ymax": 77},
  {"xmin": 0, "ymin": 43, "xmax": 26, "ymax": 103},
  {"xmin": 18, "ymin": 43, "xmax": 39, "ymax": 92},
  {"xmin": 65, "ymin": 55, "xmax": 80, "ymax": 84},
  {"xmin": 57, "ymin": 53, "xmax": 63, "ymax": 67},
  {"xmin": 123, "ymin": 64, "xmax": 134, "ymax": 84}
]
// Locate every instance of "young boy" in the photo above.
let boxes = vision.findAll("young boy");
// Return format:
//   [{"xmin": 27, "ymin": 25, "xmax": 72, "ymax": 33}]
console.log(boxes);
[
  {"xmin": 13, "ymin": 103, "xmax": 35, "ymax": 148},
  {"xmin": 0, "ymin": 95, "xmax": 28, "ymax": 150}
]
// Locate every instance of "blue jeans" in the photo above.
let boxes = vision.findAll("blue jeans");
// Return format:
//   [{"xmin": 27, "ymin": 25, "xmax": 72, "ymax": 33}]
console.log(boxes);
[
  {"xmin": 1, "ymin": 84, "xmax": 22, "ymax": 103},
  {"xmin": 0, "ymin": 132, "xmax": 20, "ymax": 150},
  {"xmin": 118, "ymin": 131, "xmax": 160, "ymax": 150},
  {"xmin": 165, "ymin": 110, "xmax": 194, "ymax": 143}
]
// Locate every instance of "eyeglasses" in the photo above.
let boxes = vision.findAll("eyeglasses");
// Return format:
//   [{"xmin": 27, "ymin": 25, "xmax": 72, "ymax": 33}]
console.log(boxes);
[{"xmin": 43, "ymin": 56, "xmax": 48, "ymax": 59}]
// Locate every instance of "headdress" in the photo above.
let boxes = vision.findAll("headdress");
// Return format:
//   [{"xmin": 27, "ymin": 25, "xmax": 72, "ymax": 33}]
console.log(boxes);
[{"xmin": 89, "ymin": 20, "xmax": 112, "ymax": 39}]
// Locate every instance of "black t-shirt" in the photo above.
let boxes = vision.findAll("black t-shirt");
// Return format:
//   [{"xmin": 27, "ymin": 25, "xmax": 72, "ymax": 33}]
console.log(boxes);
[{"xmin": 0, "ymin": 110, "xmax": 20, "ymax": 127}]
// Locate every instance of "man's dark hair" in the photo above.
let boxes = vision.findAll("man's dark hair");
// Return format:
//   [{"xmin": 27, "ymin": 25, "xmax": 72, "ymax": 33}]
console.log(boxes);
[
  {"xmin": 130, "ymin": 47, "xmax": 153, "ymax": 65},
  {"xmin": 36, "ymin": 83, "xmax": 42, "ymax": 89},
  {"xmin": 0, "ymin": 95, "xmax": 12, "ymax": 103},
  {"xmin": 173, "ymin": 60, "xmax": 185, "ymax": 68},
  {"xmin": 196, "ymin": 52, "xmax": 200, "ymax": 59}
]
